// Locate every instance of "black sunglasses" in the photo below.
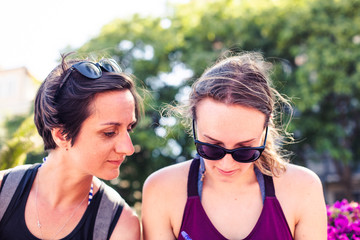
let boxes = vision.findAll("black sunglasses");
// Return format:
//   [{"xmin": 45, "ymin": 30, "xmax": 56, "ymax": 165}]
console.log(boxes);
[
  {"xmin": 58, "ymin": 58, "xmax": 122, "ymax": 91},
  {"xmin": 192, "ymin": 120, "xmax": 268, "ymax": 163}
]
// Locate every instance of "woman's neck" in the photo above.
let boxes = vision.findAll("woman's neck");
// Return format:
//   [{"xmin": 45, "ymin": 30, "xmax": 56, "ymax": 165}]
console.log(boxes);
[{"xmin": 36, "ymin": 154, "xmax": 93, "ymax": 208}]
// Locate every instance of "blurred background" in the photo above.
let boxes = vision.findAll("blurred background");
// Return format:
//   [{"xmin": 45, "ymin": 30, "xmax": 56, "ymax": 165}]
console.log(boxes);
[{"xmin": 1, "ymin": 0, "xmax": 359, "ymax": 215}]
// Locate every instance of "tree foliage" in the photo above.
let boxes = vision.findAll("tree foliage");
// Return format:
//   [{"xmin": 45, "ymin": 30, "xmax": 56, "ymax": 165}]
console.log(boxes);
[{"xmin": 0, "ymin": 114, "xmax": 43, "ymax": 169}]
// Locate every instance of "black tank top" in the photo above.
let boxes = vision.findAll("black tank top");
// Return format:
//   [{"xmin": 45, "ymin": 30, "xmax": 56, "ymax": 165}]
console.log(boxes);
[{"xmin": 0, "ymin": 164, "xmax": 122, "ymax": 240}]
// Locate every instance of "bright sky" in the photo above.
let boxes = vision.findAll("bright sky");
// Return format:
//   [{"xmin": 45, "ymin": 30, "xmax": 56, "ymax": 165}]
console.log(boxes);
[{"xmin": 0, "ymin": 0, "xmax": 178, "ymax": 80}]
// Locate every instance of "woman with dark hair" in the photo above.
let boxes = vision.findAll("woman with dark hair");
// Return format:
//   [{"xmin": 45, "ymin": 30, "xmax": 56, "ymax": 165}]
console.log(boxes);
[
  {"xmin": 142, "ymin": 52, "xmax": 327, "ymax": 240},
  {"xmin": 0, "ymin": 53, "xmax": 141, "ymax": 239}
]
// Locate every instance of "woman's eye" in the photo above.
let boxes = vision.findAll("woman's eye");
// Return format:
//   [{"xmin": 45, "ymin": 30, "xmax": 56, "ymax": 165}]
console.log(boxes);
[
  {"xmin": 104, "ymin": 132, "xmax": 116, "ymax": 137},
  {"xmin": 240, "ymin": 145, "xmax": 252, "ymax": 148}
]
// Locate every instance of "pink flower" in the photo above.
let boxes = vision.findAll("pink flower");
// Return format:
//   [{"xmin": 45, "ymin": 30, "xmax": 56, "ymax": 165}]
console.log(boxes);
[
  {"xmin": 335, "ymin": 214, "xmax": 350, "ymax": 232},
  {"xmin": 327, "ymin": 199, "xmax": 360, "ymax": 239}
]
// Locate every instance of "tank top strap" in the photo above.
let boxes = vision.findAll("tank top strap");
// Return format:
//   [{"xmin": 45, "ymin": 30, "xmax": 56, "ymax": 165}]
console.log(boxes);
[
  {"xmin": 254, "ymin": 166, "xmax": 266, "ymax": 202},
  {"xmin": 263, "ymin": 174, "xmax": 276, "ymax": 197},
  {"xmin": 187, "ymin": 157, "xmax": 200, "ymax": 197}
]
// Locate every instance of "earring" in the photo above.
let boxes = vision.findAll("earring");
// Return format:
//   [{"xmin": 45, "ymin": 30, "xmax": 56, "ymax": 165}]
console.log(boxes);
[{"xmin": 201, "ymin": 170, "xmax": 206, "ymax": 181}]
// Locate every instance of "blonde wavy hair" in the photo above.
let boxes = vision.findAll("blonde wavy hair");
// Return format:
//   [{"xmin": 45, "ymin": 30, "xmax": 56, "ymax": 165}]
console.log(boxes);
[{"xmin": 169, "ymin": 52, "xmax": 293, "ymax": 176}]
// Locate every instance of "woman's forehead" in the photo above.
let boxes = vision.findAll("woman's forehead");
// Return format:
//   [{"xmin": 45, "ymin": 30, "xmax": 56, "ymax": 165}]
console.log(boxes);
[{"xmin": 195, "ymin": 98, "xmax": 266, "ymax": 134}]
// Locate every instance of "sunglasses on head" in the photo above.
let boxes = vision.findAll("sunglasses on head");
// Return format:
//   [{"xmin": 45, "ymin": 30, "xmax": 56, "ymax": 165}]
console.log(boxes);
[
  {"xmin": 58, "ymin": 58, "xmax": 122, "ymax": 91},
  {"xmin": 192, "ymin": 120, "xmax": 268, "ymax": 163}
]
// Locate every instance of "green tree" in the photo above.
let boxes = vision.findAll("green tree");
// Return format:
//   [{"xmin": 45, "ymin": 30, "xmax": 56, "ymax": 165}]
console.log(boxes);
[{"xmin": 0, "ymin": 114, "xmax": 44, "ymax": 169}]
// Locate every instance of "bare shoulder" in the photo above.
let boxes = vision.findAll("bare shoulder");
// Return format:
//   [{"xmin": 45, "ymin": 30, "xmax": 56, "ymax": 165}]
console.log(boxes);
[
  {"xmin": 275, "ymin": 163, "xmax": 325, "ymax": 210},
  {"xmin": 281, "ymin": 163, "xmax": 322, "ymax": 181},
  {"xmin": 110, "ymin": 202, "xmax": 141, "ymax": 240},
  {"xmin": 143, "ymin": 160, "xmax": 191, "ymax": 195},
  {"xmin": 142, "ymin": 160, "xmax": 191, "ymax": 209},
  {"xmin": 276, "ymin": 163, "xmax": 323, "ymax": 193},
  {"xmin": 274, "ymin": 163, "xmax": 327, "ymax": 239},
  {"xmin": 142, "ymin": 160, "xmax": 191, "ymax": 215},
  {"xmin": 142, "ymin": 160, "xmax": 192, "ymax": 240}
]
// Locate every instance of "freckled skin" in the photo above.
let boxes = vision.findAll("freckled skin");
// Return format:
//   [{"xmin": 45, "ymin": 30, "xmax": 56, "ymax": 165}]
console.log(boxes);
[
  {"xmin": 67, "ymin": 90, "xmax": 137, "ymax": 180},
  {"xmin": 0, "ymin": 89, "xmax": 141, "ymax": 240}
]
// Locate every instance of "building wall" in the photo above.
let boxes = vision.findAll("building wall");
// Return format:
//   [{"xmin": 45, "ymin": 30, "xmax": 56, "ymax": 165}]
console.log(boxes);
[{"xmin": 0, "ymin": 67, "xmax": 39, "ymax": 121}]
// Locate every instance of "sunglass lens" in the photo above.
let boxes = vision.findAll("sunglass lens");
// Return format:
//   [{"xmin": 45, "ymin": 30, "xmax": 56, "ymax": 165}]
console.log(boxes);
[
  {"xmin": 75, "ymin": 62, "xmax": 102, "ymax": 79},
  {"xmin": 232, "ymin": 149, "xmax": 260, "ymax": 162},
  {"xmin": 99, "ymin": 59, "xmax": 122, "ymax": 73},
  {"xmin": 197, "ymin": 144, "xmax": 225, "ymax": 160}
]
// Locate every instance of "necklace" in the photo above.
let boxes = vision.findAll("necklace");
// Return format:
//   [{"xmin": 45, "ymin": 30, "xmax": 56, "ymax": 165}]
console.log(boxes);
[
  {"xmin": 35, "ymin": 167, "xmax": 90, "ymax": 240},
  {"xmin": 41, "ymin": 158, "xmax": 94, "ymax": 204}
]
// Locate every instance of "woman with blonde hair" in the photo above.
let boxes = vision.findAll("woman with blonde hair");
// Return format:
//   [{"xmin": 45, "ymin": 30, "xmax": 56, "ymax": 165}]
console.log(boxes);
[{"xmin": 142, "ymin": 52, "xmax": 327, "ymax": 240}]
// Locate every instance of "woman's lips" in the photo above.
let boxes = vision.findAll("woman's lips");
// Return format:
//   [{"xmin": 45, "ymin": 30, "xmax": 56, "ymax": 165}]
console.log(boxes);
[
  {"xmin": 217, "ymin": 168, "xmax": 237, "ymax": 176},
  {"xmin": 108, "ymin": 160, "xmax": 122, "ymax": 166}
]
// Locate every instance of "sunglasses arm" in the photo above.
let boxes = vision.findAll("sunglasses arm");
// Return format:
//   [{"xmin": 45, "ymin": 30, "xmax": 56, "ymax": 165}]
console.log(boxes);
[
  {"xmin": 192, "ymin": 119, "xmax": 197, "ymax": 140},
  {"xmin": 262, "ymin": 126, "xmax": 269, "ymax": 146},
  {"xmin": 58, "ymin": 67, "xmax": 74, "ymax": 90}
]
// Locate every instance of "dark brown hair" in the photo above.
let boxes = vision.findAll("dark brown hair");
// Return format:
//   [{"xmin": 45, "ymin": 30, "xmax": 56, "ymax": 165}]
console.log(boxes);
[{"xmin": 34, "ymin": 53, "xmax": 142, "ymax": 150}]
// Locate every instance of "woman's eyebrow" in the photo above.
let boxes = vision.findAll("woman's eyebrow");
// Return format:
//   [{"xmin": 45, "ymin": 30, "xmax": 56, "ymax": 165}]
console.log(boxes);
[
  {"xmin": 100, "ymin": 122, "xmax": 121, "ymax": 126},
  {"xmin": 101, "ymin": 120, "xmax": 137, "ymax": 127},
  {"xmin": 203, "ymin": 134, "xmax": 256, "ymax": 146}
]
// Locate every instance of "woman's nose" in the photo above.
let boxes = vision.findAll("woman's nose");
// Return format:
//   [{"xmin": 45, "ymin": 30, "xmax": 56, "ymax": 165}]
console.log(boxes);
[
  {"xmin": 219, "ymin": 152, "xmax": 236, "ymax": 167},
  {"xmin": 115, "ymin": 132, "xmax": 135, "ymax": 156}
]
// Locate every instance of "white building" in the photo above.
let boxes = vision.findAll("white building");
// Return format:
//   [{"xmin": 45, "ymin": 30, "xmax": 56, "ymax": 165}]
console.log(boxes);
[{"xmin": 0, "ymin": 67, "xmax": 39, "ymax": 121}]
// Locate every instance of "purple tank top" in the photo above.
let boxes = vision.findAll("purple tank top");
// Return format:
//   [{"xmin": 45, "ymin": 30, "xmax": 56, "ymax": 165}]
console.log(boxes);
[{"xmin": 178, "ymin": 158, "xmax": 293, "ymax": 240}]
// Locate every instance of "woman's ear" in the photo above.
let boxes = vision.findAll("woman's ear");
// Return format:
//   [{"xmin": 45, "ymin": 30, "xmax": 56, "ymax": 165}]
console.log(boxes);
[{"xmin": 51, "ymin": 128, "xmax": 70, "ymax": 150}]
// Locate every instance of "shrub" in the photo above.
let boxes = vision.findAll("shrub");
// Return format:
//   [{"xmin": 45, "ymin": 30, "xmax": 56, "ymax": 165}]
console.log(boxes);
[{"xmin": 327, "ymin": 199, "xmax": 360, "ymax": 239}]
